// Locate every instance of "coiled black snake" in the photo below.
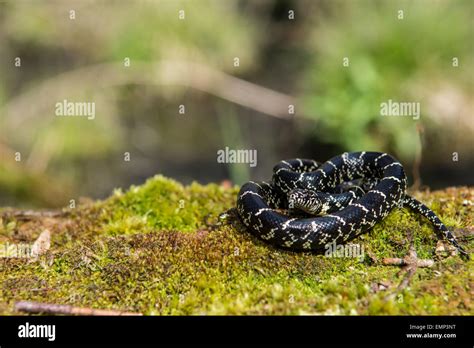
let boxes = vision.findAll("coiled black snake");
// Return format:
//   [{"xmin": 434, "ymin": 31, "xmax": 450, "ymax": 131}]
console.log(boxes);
[{"xmin": 236, "ymin": 151, "xmax": 467, "ymax": 257}]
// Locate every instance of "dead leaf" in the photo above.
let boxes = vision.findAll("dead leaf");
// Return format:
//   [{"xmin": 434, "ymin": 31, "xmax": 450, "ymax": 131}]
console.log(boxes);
[{"xmin": 30, "ymin": 229, "xmax": 51, "ymax": 259}]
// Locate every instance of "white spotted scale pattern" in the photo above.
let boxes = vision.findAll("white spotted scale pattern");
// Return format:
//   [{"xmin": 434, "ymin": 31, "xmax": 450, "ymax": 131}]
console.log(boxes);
[{"xmin": 236, "ymin": 152, "xmax": 468, "ymax": 257}]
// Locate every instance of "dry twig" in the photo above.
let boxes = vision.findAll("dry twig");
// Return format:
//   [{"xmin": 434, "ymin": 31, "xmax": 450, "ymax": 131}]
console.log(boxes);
[
  {"xmin": 15, "ymin": 301, "xmax": 142, "ymax": 316},
  {"xmin": 380, "ymin": 230, "xmax": 434, "ymax": 300},
  {"xmin": 1, "ymin": 209, "xmax": 68, "ymax": 220}
]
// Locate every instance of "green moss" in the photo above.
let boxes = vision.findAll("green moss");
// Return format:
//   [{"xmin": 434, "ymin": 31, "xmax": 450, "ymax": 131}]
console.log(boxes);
[
  {"xmin": 99, "ymin": 175, "xmax": 239, "ymax": 235},
  {"xmin": 0, "ymin": 177, "xmax": 472, "ymax": 315}
]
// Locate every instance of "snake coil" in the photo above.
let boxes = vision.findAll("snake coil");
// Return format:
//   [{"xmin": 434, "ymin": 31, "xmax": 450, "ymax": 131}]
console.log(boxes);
[{"xmin": 237, "ymin": 151, "xmax": 467, "ymax": 257}]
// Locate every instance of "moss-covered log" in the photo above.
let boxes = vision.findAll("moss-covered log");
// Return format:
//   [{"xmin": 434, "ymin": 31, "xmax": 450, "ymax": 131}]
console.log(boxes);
[{"xmin": 0, "ymin": 176, "xmax": 472, "ymax": 315}]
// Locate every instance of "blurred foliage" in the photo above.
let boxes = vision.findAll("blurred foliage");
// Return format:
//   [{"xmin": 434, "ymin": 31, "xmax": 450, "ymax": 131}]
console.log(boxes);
[
  {"xmin": 0, "ymin": 0, "xmax": 472, "ymax": 207},
  {"xmin": 302, "ymin": 0, "xmax": 473, "ymax": 160},
  {"xmin": 2, "ymin": 1, "xmax": 257, "ymax": 66},
  {"xmin": 1, "ymin": 0, "xmax": 257, "ymax": 158},
  {"xmin": 0, "ymin": 0, "xmax": 259, "ymax": 206}
]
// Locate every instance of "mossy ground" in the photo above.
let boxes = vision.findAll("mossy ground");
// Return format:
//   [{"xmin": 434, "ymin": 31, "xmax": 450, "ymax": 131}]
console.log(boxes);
[{"xmin": 0, "ymin": 175, "xmax": 472, "ymax": 315}]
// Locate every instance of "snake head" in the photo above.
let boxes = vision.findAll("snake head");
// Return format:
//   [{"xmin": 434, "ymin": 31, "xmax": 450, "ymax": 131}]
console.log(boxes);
[{"xmin": 288, "ymin": 189, "xmax": 323, "ymax": 215}]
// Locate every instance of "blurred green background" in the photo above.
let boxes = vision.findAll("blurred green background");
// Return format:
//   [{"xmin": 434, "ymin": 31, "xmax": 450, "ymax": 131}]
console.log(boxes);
[{"xmin": 0, "ymin": 0, "xmax": 473, "ymax": 208}]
